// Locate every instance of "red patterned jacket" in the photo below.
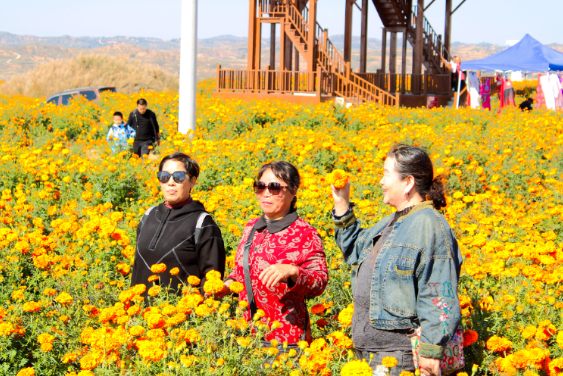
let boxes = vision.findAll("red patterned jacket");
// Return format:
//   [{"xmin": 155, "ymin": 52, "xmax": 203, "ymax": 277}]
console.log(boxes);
[{"xmin": 227, "ymin": 211, "xmax": 328, "ymax": 344}]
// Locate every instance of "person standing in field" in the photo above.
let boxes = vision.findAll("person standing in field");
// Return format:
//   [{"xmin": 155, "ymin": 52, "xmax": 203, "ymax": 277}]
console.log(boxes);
[
  {"xmin": 331, "ymin": 144, "xmax": 462, "ymax": 376},
  {"xmin": 215, "ymin": 161, "xmax": 328, "ymax": 348},
  {"xmin": 106, "ymin": 111, "xmax": 136, "ymax": 153},
  {"xmin": 127, "ymin": 98, "xmax": 161, "ymax": 157}
]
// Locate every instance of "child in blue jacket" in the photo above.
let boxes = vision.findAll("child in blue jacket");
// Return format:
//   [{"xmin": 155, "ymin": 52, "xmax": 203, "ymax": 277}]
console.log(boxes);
[{"xmin": 106, "ymin": 111, "xmax": 136, "ymax": 153}]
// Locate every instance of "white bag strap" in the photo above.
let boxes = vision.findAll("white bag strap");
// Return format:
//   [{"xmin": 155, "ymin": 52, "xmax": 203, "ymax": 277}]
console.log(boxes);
[{"xmin": 194, "ymin": 212, "xmax": 210, "ymax": 246}]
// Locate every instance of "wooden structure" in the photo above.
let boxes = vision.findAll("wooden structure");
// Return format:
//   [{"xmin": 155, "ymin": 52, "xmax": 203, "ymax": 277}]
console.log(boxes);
[{"xmin": 216, "ymin": 0, "xmax": 466, "ymax": 107}]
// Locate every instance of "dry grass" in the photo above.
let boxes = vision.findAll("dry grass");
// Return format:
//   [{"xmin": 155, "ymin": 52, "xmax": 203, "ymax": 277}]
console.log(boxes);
[{"xmin": 0, "ymin": 54, "xmax": 179, "ymax": 98}]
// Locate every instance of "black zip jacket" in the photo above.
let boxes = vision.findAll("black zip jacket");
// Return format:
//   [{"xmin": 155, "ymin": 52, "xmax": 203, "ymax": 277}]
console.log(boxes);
[
  {"xmin": 131, "ymin": 200, "xmax": 225, "ymax": 298},
  {"xmin": 127, "ymin": 109, "xmax": 160, "ymax": 142}
]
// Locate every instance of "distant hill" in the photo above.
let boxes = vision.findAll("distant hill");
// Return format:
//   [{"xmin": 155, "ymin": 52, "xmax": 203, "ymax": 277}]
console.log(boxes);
[{"xmin": 1, "ymin": 31, "xmax": 562, "ymax": 84}]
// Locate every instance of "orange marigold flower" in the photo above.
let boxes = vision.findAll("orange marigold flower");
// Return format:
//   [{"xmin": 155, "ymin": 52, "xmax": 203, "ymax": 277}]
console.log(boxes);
[
  {"xmin": 326, "ymin": 169, "xmax": 350, "ymax": 189},
  {"xmin": 16, "ymin": 368, "xmax": 35, "ymax": 376},
  {"xmin": 205, "ymin": 270, "xmax": 221, "ymax": 280},
  {"xmin": 148, "ymin": 286, "xmax": 161, "ymax": 297},
  {"xmin": 463, "ymin": 329, "xmax": 479, "ymax": 347},
  {"xmin": 382, "ymin": 356, "xmax": 398, "ymax": 368},
  {"xmin": 116, "ymin": 263, "xmax": 131, "ymax": 276},
  {"xmin": 150, "ymin": 263, "xmax": 166, "ymax": 274},
  {"xmin": 486, "ymin": 335, "xmax": 513, "ymax": 352},
  {"xmin": 229, "ymin": 281, "xmax": 244, "ymax": 294},
  {"xmin": 187, "ymin": 276, "xmax": 201, "ymax": 286},
  {"xmin": 311, "ymin": 303, "xmax": 327, "ymax": 315},
  {"xmin": 170, "ymin": 267, "xmax": 180, "ymax": 276},
  {"xmin": 40, "ymin": 343, "xmax": 53, "ymax": 352},
  {"xmin": 37, "ymin": 333, "xmax": 54, "ymax": 344}
]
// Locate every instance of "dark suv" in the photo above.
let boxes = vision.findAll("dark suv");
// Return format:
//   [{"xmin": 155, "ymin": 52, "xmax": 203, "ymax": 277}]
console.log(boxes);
[{"xmin": 46, "ymin": 86, "xmax": 116, "ymax": 105}]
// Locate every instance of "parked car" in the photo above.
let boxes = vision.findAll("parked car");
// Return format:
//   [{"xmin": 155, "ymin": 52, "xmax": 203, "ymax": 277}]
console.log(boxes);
[{"xmin": 46, "ymin": 87, "xmax": 116, "ymax": 105}]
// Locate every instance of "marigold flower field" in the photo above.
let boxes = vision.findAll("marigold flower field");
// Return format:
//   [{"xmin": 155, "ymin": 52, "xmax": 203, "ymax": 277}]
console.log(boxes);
[{"xmin": 0, "ymin": 80, "xmax": 562, "ymax": 376}]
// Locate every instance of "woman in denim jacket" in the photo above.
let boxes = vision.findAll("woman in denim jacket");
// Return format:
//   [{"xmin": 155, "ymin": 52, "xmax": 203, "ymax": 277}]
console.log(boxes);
[{"xmin": 332, "ymin": 145, "xmax": 462, "ymax": 376}]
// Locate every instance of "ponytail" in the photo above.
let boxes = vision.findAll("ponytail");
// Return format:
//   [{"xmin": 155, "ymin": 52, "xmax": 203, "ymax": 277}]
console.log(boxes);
[{"xmin": 428, "ymin": 175, "xmax": 447, "ymax": 210}]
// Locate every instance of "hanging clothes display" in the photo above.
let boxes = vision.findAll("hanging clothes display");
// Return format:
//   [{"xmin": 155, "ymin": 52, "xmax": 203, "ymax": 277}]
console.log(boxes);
[
  {"xmin": 540, "ymin": 74, "xmax": 556, "ymax": 109},
  {"xmin": 503, "ymin": 79, "xmax": 515, "ymax": 107},
  {"xmin": 480, "ymin": 78, "xmax": 491, "ymax": 110},
  {"xmin": 535, "ymin": 74, "xmax": 546, "ymax": 109},
  {"xmin": 551, "ymin": 74, "xmax": 563, "ymax": 109},
  {"xmin": 467, "ymin": 72, "xmax": 481, "ymax": 109},
  {"xmin": 496, "ymin": 75, "xmax": 505, "ymax": 113}
]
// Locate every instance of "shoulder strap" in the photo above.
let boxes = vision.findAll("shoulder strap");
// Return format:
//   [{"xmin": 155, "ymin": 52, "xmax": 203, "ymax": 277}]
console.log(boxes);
[
  {"xmin": 243, "ymin": 226, "xmax": 258, "ymax": 318},
  {"xmin": 193, "ymin": 212, "xmax": 210, "ymax": 246}
]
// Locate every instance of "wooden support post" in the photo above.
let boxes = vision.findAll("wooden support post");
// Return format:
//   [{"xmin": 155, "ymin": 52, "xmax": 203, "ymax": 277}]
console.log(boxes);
[
  {"xmin": 424, "ymin": 70, "xmax": 428, "ymax": 95},
  {"xmin": 444, "ymin": 0, "xmax": 452, "ymax": 55},
  {"xmin": 248, "ymin": 0, "xmax": 257, "ymax": 70},
  {"xmin": 401, "ymin": 29, "xmax": 407, "ymax": 94},
  {"xmin": 413, "ymin": 0, "xmax": 423, "ymax": 76},
  {"xmin": 270, "ymin": 23, "xmax": 276, "ymax": 70},
  {"xmin": 265, "ymin": 64, "xmax": 270, "ymax": 93},
  {"xmin": 390, "ymin": 31, "xmax": 397, "ymax": 93},
  {"xmin": 306, "ymin": 0, "xmax": 318, "ymax": 91},
  {"xmin": 344, "ymin": 0, "xmax": 353, "ymax": 63},
  {"xmin": 255, "ymin": 19, "xmax": 262, "ymax": 70},
  {"xmin": 359, "ymin": 0, "xmax": 368, "ymax": 73},
  {"xmin": 216, "ymin": 64, "xmax": 221, "ymax": 92},
  {"xmin": 381, "ymin": 28, "xmax": 387, "ymax": 73}
]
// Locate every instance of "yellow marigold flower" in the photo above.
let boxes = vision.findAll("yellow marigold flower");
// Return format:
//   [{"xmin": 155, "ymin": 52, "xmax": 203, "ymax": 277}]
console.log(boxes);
[
  {"xmin": 54, "ymin": 292, "xmax": 73, "ymax": 306},
  {"xmin": 40, "ymin": 343, "xmax": 53, "ymax": 352},
  {"xmin": 229, "ymin": 281, "xmax": 244, "ymax": 293},
  {"xmin": 382, "ymin": 356, "xmax": 398, "ymax": 368},
  {"xmin": 237, "ymin": 336, "xmax": 252, "ymax": 347},
  {"xmin": 16, "ymin": 368, "xmax": 35, "ymax": 376},
  {"xmin": 203, "ymin": 278, "xmax": 225, "ymax": 295},
  {"xmin": 62, "ymin": 352, "xmax": 78, "ymax": 363},
  {"xmin": 457, "ymin": 373, "xmax": 469, "ymax": 376},
  {"xmin": 400, "ymin": 372, "xmax": 415, "ymax": 376},
  {"xmin": 187, "ymin": 275, "xmax": 201, "ymax": 286},
  {"xmin": 148, "ymin": 275, "xmax": 159, "ymax": 283},
  {"xmin": 522, "ymin": 326, "xmax": 537, "ymax": 339},
  {"xmin": 127, "ymin": 305, "xmax": 142, "ymax": 316},
  {"xmin": 77, "ymin": 371, "xmax": 95, "ymax": 376},
  {"xmin": 22, "ymin": 301, "xmax": 42, "ymax": 312},
  {"xmin": 150, "ymin": 263, "xmax": 167, "ymax": 274},
  {"xmin": 129, "ymin": 326, "xmax": 145, "ymax": 336},
  {"xmin": 205, "ymin": 270, "xmax": 221, "ymax": 280},
  {"xmin": 453, "ymin": 191, "xmax": 464, "ymax": 199},
  {"xmin": 338, "ymin": 304, "xmax": 354, "ymax": 327},
  {"xmin": 37, "ymin": 333, "xmax": 54, "ymax": 344},
  {"xmin": 170, "ymin": 267, "xmax": 180, "ymax": 276},
  {"xmin": 340, "ymin": 360, "xmax": 372, "ymax": 376}
]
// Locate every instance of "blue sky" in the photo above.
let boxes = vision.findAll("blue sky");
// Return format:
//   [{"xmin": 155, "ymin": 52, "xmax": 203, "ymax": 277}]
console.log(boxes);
[{"xmin": 1, "ymin": 0, "xmax": 561, "ymax": 45}]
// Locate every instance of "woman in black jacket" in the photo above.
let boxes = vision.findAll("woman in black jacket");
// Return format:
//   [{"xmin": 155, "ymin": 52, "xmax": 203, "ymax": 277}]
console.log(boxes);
[{"xmin": 131, "ymin": 152, "xmax": 226, "ymax": 298}]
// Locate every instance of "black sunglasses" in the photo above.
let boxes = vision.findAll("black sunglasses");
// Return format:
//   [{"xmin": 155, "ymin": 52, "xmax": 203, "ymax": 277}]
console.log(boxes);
[
  {"xmin": 253, "ymin": 181, "xmax": 290, "ymax": 196},
  {"xmin": 157, "ymin": 171, "xmax": 190, "ymax": 184}
]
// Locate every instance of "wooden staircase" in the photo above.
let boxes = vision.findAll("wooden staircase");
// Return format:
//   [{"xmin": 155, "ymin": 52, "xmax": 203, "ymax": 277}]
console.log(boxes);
[
  {"xmin": 373, "ymin": 0, "xmax": 451, "ymax": 74},
  {"xmin": 276, "ymin": 0, "xmax": 398, "ymax": 106}
]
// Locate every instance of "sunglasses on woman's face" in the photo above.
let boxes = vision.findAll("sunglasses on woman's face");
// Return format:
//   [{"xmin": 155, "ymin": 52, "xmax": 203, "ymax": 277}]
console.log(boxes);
[
  {"xmin": 253, "ymin": 181, "xmax": 290, "ymax": 196},
  {"xmin": 157, "ymin": 171, "xmax": 189, "ymax": 184}
]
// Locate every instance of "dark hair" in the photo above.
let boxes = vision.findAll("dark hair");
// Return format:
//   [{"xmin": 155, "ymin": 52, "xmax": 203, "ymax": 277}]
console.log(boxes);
[
  {"xmin": 137, "ymin": 98, "xmax": 148, "ymax": 106},
  {"xmin": 528, "ymin": 98, "xmax": 534, "ymax": 103},
  {"xmin": 113, "ymin": 111, "xmax": 123, "ymax": 119},
  {"xmin": 387, "ymin": 144, "xmax": 446, "ymax": 210},
  {"xmin": 257, "ymin": 161, "xmax": 300, "ymax": 209},
  {"xmin": 159, "ymin": 152, "xmax": 200, "ymax": 179}
]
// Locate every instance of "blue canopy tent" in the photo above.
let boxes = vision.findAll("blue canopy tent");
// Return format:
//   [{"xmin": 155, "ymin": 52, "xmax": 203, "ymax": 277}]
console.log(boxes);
[{"xmin": 461, "ymin": 34, "xmax": 563, "ymax": 72}]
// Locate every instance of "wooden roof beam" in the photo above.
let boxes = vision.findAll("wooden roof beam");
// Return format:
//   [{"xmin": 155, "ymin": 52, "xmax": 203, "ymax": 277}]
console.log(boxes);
[
  {"xmin": 452, "ymin": 0, "xmax": 467, "ymax": 14},
  {"xmin": 424, "ymin": 0, "xmax": 435, "ymax": 11}
]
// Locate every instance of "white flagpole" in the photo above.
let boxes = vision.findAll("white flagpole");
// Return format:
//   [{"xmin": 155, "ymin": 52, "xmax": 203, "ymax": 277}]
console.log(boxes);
[
  {"xmin": 455, "ymin": 68, "xmax": 462, "ymax": 109},
  {"xmin": 179, "ymin": 0, "xmax": 198, "ymax": 136}
]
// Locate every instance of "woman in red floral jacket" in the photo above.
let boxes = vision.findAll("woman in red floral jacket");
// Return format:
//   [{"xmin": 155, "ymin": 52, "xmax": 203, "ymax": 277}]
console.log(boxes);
[{"xmin": 217, "ymin": 161, "xmax": 328, "ymax": 344}]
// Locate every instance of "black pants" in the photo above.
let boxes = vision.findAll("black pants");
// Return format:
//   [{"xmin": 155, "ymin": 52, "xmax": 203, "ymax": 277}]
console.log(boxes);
[
  {"xmin": 133, "ymin": 140, "xmax": 153, "ymax": 157},
  {"xmin": 356, "ymin": 349, "xmax": 415, "ymax": 376}
]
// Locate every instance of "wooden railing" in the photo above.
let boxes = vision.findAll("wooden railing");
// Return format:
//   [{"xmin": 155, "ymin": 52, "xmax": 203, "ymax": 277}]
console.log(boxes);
[
  {"xmin": 355, "ymin": 72, "xmax": 451, "ymax": 95},
  {"xmin": 410, "ymin": 4, "xmax": 451, "ymax": 73},
  {"xmin": 217, "ymin": 65, "xmax": 329, "ymax": 95}
]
